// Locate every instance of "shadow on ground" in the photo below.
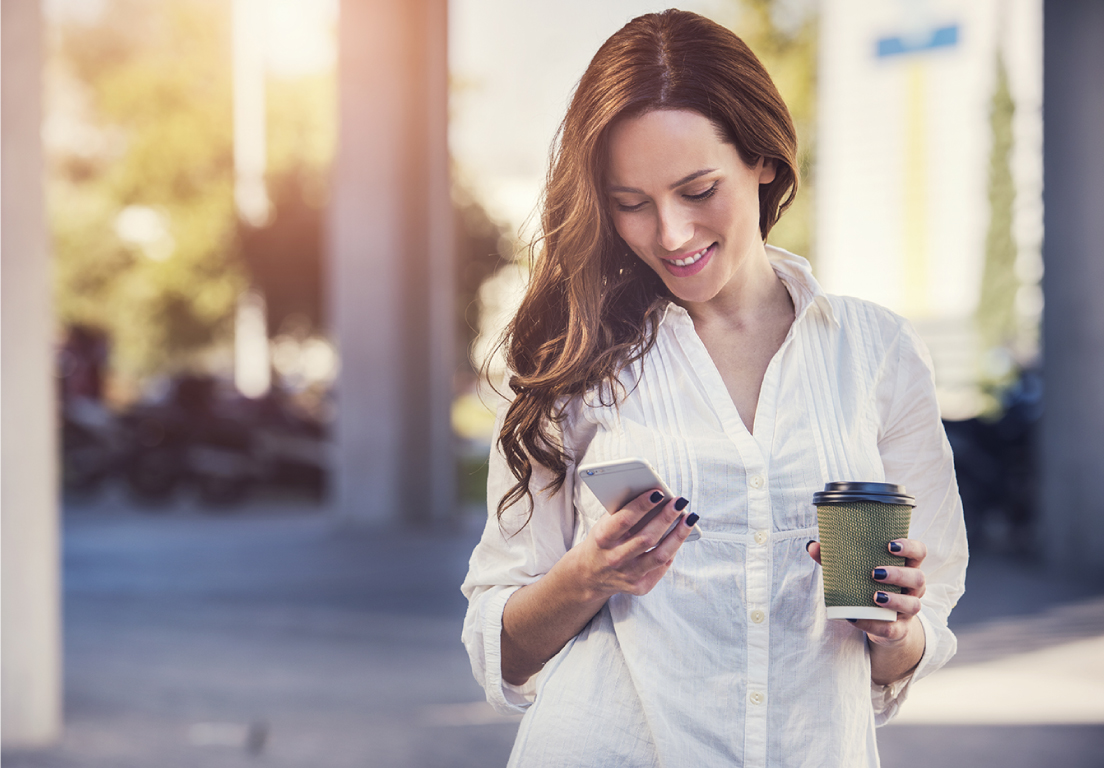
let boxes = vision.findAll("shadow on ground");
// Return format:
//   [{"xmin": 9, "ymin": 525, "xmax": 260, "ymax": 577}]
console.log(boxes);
[{"xmin": 4, "ymin": 491, "xmax": 1102, "ymax": 767}]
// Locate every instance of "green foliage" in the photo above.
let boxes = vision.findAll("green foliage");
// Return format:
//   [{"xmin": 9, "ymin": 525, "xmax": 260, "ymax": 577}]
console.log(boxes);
[
  {"xmin": 233, "ymin": 71, "xmax": 336, "ymax": 338},
  {"xmin": 457, "ymin": 451, "xmax": 490, "ymax": 506},
  {"xmin": 455, "ymin": 185, "xmax": 512, "ymax": 372},
  {"xmin": 976, "ymin": 52, "xmax": 1019, "ymax": 360},
  {"xmin": 713, "ymin": 0, "xmax": 819, "ymax": 262},
  {"xmin": 238, "ymin": 170, "xmax": 325, "ymax": 336},
  {"xmin": 48, "ymin": 0, "xmax": 243, "ymax": 379},
  {"xmin": 266, "ymin": 71, "xmax": 336, "ymax": 196}
]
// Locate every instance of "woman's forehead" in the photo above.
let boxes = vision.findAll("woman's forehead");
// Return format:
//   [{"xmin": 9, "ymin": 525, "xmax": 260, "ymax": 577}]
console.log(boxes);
[{"xmin": 606, "ymin": 109, "xmax": 731, "ymax": 188}]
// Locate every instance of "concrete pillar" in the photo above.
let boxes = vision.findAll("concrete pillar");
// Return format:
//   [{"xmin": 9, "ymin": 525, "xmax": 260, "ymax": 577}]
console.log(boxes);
[
  {"xmin": 1, "ymin": 0, "xmax": 63, "ymax": 746},
  {"xmin": 328, "ymin": 0, "xmax": 455, "ymax": 525},
  {"xmin": 1040, "ymin": 1, "xmax": 1104, "ymax": 580}
]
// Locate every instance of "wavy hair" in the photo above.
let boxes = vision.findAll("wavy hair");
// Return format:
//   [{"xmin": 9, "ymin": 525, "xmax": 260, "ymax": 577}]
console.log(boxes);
[{"xmin": 492, "ymin": 9, "xmax": 798, "ymax": 522}]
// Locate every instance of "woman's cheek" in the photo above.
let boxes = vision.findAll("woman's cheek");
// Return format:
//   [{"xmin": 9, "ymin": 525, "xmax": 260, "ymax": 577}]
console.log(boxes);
[
  {"xmin": 622, "ymin": 220, "xmax": 657, "ymax": 261},
  {"xmin": 611, "ymin": 213, "xmax": 633, "ymax": 247}
]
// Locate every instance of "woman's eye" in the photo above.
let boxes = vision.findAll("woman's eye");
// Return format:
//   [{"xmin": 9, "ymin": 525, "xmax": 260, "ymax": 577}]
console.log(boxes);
[
  {"xmin": 685, "ymin": 183, "xmax": 718, "ymax": 202},
  {"xmin": 615, "ymin": 200, "xmax": 646, "ymax": 212}
]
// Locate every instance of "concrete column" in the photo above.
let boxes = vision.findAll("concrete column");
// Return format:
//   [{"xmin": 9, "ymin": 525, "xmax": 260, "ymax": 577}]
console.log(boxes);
[
  {"xmin": 328, "ymin": 0, "xmax": 455, "ymax": 525},
  {"xmin": 1040, "ymin": 1, "xmax": 1104, "ymax": 580},
  {"xmin": 1, "ymin": 0, "xmax": 63, "ymax": 746}
]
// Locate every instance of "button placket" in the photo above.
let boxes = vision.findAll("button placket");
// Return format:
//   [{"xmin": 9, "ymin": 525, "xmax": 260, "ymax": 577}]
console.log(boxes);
[{"xmin": 743, "ymin": 460, "xmax": 771, "ymax": 764}]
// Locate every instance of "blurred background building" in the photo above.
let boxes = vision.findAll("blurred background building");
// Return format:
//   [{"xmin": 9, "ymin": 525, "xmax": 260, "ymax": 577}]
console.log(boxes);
[
  {"xmin": 3, "ymin": 0, "xmax": 1104, "ymax": 757},
  {"xmin": 818, "ymin": 0, "xmax": 1042, "ymax": 419}
]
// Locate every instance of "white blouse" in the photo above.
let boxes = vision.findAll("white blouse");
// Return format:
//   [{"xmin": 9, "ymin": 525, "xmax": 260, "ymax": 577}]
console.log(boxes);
[{"xmin": 461, "ymin": 247, "xmax": 969, "ymax": 767}]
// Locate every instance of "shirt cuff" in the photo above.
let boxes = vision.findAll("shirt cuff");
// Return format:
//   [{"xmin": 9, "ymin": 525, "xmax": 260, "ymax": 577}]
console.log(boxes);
[
  {"xmin": 481, "ymin": 585, "xmax": 536, "ymax": 714},
  {"xmin": 870, "ymin": 609, "xmax": 943, "ymax": 725}
]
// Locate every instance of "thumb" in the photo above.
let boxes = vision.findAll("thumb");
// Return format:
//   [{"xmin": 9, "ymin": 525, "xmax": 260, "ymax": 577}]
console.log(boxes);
[{"xmin": 806, "ymin": 540, "xmax": 822, "ymax": 565}]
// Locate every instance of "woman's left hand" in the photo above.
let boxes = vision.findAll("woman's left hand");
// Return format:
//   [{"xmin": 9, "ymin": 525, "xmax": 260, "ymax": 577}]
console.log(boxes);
[{"xmin": 807, "ymin": 538, "xmax": 928, "ymax": 683}]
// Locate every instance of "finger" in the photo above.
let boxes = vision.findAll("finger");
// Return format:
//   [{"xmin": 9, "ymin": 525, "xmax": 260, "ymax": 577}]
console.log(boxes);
[
  {"xmin": 853, "ymin": 614, "xmax": 913, "ymax": 644},
  {"xmin": 595, "ymin": 488, "xmax": 667, "ymax": 546},
  {"xmin": 870, "ymin": 590, "xmax": 922, "ymax": 620},
  {"xmin": 623, "ymin": 558, "xmax": 675, "ymax": 596},
  {"xmin": 806, "ymin": 540, "xmax": 822, "ymax": 565},
  {"xmin": 647, "ymin": 508, "xmax": 698, "ymax": 562},
  {"xmin": 621, "ymin": 508, "xmax": 697, "ymax": 593},
  {"xmin": 621, "ymin": 497, "xmax": 689, "ymax": 556},
  {"xmin": 871, "ymin": 565, "xmax": 926, "ymax": 597},
  {"xmin": 889, "ymin": 538, "xmax": 928, "ymax": 568}
]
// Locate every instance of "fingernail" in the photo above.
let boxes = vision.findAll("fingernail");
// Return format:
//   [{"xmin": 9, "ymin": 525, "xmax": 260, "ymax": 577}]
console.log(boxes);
[
  {"xmin": 847, "ymin": 618, "xmax": 858, "ymax": 624},
  {"xmin": 674, "ymin": 497, "xmax": 689, "ymax": 511},
  {"xmin": 873, "ymin": 568, "xmax": 887, "ymax": 580},
  {"xmin": 805, "ymin": 540, "xmax": 816, "ymax": 552},
  {"xmin": 684, "ymin": 512, "xmax": 699, "ymax": 527},
  {"xmin": 875, "ymin": 592, "xmax": 890, "ymax": 604},
  {"xmin": 650, "ymin": 490, "xmax": 663, "ymax": 503},
  {"xmin": 889, "ymin": 541, "xmax": 903, "ymax": 553}
]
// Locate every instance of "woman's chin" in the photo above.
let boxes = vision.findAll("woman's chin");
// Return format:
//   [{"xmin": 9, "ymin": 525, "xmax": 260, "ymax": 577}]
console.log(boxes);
[{"xmin": 667, "ymin": 282, "xmax": 720, "ymax": 307}]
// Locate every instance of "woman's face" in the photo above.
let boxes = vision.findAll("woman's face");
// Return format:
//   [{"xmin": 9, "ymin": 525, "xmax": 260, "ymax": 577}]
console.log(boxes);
[{"xmin": 606, "ymin": 108, "xmax": 775, "ymax": 308}]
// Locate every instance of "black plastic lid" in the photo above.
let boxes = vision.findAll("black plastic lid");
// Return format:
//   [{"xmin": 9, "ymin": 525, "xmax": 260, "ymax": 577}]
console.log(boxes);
[{"xmin": 812, "ymin": 481, "xmax": 915, "ymax": 507}]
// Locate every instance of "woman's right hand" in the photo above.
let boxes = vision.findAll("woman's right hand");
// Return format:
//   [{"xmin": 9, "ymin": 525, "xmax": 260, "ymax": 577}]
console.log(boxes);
[
  {"xmin": 570, "ymin": 489, "xmax": 697, "ymax": 601},
  {"xmin": 500, "ymin": 489, "xmax": 695, "ymax": 685}
]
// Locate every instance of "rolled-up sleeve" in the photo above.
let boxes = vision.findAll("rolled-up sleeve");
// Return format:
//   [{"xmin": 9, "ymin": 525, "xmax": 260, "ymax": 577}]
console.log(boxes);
[
  {"xmin": 870, "ymin": 319, "xmax": 969, "ymax": 724},
  {"xmin": 460, "ymin": 398, "xmax": 590, "ymax": 714}
]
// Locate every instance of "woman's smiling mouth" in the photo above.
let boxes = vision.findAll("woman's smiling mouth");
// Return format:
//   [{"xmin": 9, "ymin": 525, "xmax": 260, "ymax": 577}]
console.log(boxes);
[{"xmin": 661, "ymin": 243, "xmax": 715, "ymax": 276}]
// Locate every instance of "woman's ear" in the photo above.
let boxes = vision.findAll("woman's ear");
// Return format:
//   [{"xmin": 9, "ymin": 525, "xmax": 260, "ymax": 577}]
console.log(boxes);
[{"xmin": 758, "ymin": 157, "xmax": 777, "ymax": 185}]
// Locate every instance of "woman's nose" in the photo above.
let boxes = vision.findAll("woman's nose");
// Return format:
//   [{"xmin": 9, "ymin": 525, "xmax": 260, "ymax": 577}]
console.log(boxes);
[{"xmin": 656, "ymin": 204, "xmax": 693, "ymax": 252}]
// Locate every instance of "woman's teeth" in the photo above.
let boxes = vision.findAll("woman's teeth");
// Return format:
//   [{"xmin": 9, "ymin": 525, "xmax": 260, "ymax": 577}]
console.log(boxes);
[{"xmin": 669, "ymin": 245, "xmax": 710, "ymax": 267}]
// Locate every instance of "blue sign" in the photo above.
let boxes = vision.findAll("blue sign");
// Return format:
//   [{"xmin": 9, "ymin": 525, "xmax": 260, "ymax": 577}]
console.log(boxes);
[{"xmin": 877, "ymin": 24, "xmax": 959, "ymax": 58}]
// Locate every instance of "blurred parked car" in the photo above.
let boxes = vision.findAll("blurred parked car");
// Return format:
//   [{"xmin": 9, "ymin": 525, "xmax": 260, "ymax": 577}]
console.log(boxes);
[
  {"xmin": 61, "ymin": 397, "xmax": 130, "ymax": 496},
  {"xmin": 942, "ymin": 368, "xmax": 1041, "ymax": 554},
  {"xmin": 62, "ymin": 374, "xmax": 329, "ymax": 508}
]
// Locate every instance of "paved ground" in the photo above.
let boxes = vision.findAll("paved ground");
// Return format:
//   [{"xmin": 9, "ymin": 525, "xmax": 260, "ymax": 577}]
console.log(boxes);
[{"xmin": 4, "ymin": 488, "xmax": 1104, "ymax": 767}]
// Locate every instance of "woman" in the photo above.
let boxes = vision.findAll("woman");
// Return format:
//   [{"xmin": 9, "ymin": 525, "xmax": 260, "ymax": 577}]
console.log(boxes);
[{"xmin": 462, "ymin": 10, "xmax": 967, "ymax": 766}]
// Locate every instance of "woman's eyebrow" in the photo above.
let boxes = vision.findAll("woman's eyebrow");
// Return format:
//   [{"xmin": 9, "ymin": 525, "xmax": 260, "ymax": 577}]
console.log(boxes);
[{"xmin": 608, "ymin": 168, "xmax": 718, "ymax": 194}]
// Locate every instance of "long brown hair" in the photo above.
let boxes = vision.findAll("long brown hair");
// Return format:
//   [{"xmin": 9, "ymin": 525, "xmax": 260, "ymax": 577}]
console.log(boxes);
[{"xmin": 493, "ymin": 9, "xmax": 798, "ymax": 521}]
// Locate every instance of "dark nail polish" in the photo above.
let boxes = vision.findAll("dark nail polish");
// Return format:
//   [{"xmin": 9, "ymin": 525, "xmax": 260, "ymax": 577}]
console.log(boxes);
[
  {"xmin": 650, "ymin": 490, "xmax": 663, "ymax": 503},
  {"xmin": 873, "ymin": 568, "xmax": 887, "ymax": 580},
  {"xmin": 685, "ymin": 512, "xmax": 699, "ymax": 527},
  {"xmin": 847, "ymin": 618, "xmax": 858, "ymax": 624},
  {"xmin": 806, "ymin": 540, "xmax": 816, "ymax": 552},
  {"xmin": 889, "ymin": 541, "xmax": 903, "ymax": 553},
  {"xmin": 674, "ymin": 497, "xmax": 689, "ymax": 511},
  {"xmin": 876, "ymin": 592, "xmax": 890, "ymax": 604}
]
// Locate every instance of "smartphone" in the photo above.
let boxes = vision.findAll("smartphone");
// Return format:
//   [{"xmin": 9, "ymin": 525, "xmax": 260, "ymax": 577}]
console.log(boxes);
[{"xmin": 577, "ymin": 457, "xmax": 701, "ymax": 542}]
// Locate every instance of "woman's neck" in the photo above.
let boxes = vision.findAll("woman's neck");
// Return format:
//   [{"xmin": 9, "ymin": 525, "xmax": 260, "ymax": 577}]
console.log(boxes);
[{"xmin": 680, "ymin": 245, "xmax": 793, "ymax": 332}]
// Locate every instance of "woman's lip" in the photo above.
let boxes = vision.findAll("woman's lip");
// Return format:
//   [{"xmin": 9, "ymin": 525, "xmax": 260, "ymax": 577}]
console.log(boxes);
[{"xmin": 661, "ymin": 243, "xmax": 715, "ymax": 277}]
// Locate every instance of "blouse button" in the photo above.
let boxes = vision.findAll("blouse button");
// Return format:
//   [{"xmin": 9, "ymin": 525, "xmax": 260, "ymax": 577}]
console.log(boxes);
[
  {"xmin": 749, "ymin": 475, "xmax": 764, "ymax": 489},
  {"xmin": 750, "ymin": 609, "xmax": 766, "ymax": 624},
  {"xmin": 749, "ymin": 691, "xmax": 765, "ymax": 705},
  {"xmin": 754, "ymin": 530, "xmax": 769, "ymax": 546}
]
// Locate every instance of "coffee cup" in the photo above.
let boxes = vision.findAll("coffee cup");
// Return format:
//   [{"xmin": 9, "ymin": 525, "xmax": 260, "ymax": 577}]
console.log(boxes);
[{"xmin": 813, "ymin": 482, "xmax": 915, "ymax": 621}]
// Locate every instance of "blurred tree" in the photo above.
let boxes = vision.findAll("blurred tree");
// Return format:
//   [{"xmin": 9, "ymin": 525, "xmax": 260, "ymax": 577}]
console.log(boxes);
[
  {"xmin": 243, "ymin": 68, "xmax": 508, "ymax": 363},
  {"xmin": 454, "ymin": 185, "xmax": 511, "ymax": 373},
  {"xmin": 238, "ymin": 170, "xmax": 324, "ymax": 336},
  {"xmin": 976, "ymin": 52, "xmax": 1018, "ymax": 365},
  {"xmin": 266, "ymin": 69, "xmax": 335, "ymax": 196},
  {"xmin": 236, "ymin": 66, "xmax": 335, "ymax": 338},
  {"xmin": 48, "ymin": 0, "xmax": 242, "ymax": 381},
  {"xmin": 714, "ymin": 0, "xmax": 818, "ymax": 263}
]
